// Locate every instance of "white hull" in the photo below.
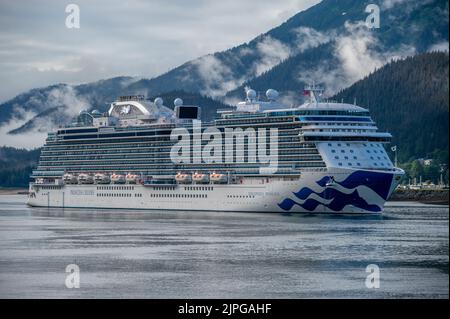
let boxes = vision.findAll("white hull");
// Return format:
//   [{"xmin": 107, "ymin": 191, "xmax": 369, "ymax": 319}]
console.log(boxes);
[{"xmin": 27, "ymin": 168, "xmax": 403, "ymax": 214}]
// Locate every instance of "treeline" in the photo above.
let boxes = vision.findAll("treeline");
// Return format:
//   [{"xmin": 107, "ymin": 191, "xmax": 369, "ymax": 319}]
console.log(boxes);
[{"xmin": 0, "ymin": 147, "xmax": 41, "ymax": 187}]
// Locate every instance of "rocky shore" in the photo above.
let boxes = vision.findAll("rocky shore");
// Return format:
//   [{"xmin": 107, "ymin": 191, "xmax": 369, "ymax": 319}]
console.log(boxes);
[
  {"xmin": 391, "ymin": 188, "xmax": 449, "ymax": 205},
  {"xmin": 0, "ymin": 188, "xmax": 28, "ymax": 195}
]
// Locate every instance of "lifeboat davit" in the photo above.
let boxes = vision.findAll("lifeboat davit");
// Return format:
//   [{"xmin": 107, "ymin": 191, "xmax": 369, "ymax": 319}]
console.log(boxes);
[
  {"xmin": 63, "ymin": 173, "xmax": 78, "ymax": 184},
  {"xmin": 210, "ymin": 172, "xmax": 228, "ymax": 184},
  {"xmin": 126, "ymin": 174, "xmax": 139, "ymax": 184},
  {"xmin": 111, "ymin": 174, "xmax": 126, "ymax": 184},
  {"xmin": 192, "ymin": 172, "xmax": 209, "ymax": 184},
  {"xmin": 175, "ymin": 173, "xmax": 192, "ymax": 184},
  {"xmin": 78, "ymin": 173, "xmax": 94, "ymax": 184},
  {"xmin": 94, "ymin": 173, "xmax": 111, "ymax": 184}
]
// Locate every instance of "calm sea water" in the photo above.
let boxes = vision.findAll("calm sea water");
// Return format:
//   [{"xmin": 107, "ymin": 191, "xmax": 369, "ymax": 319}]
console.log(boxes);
[{"xmin": 0, "ymin": 195, "xmax": 448, "ymax": 299}]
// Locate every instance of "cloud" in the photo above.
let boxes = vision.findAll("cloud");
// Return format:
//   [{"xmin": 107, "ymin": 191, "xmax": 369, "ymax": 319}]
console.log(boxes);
[
  {"xmin": 0, "ymin": 112, "xmax": 47, "ymax": 148},
  {"xmin": 47, "ymin": 85, "xmax": 91, "ymax": 118},
  {"xmin": 292, "ymin": 27, "xmax": 334, "ymax": 53},
  {"xmin": 252, "ymin": 36, "xmax": 292, "ymax": 77},
  {"xmin": 334, "ymin": 22, "xmax": 386, "ymax": 84},
  {"xmin": 296, "ymin": 21, "xmax": 418, "ymax": 96},
  {"xmin": 0, "ymin": 85, "xmax": 92, "ymax": 148},
  {"xmin": 191, "ymin": 54, "xmax": 245, "ymax": 98},
  {"xmin": 382, "ymin": 0, "xmax": 408, "ymax": 10},
  {"xmin": 298, "ymin": 65, "xmax": 348, "ymax": 97}
]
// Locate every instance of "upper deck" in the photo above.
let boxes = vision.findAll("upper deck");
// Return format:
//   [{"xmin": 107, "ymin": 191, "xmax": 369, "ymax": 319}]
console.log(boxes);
[{"xmin": 32, "ymin": 88, "xmax": 397, "ymax": 179}]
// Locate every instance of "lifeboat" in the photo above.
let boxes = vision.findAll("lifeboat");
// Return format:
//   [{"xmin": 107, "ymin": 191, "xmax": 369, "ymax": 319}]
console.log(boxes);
[
  {"xmin": 63, "ymin": 173, "xmax": 78, "ymax": 184},
  {"xmin": 78, "ymin": 173, "xmax": 94, "ymax": 184},
  {"xmin": 192, "ymin": 172, "xmax": 209, "ymax": 184},
  {"xmin": 210, "ymin": 172, "xmax": 228, "ymax": 184},
  {"xmin": 175, "ymin": 173, "xmax": 192, "ymax": 184},
  {"xmin": 111, "ymin": 174, "xmax": 126, "ymax": 184},
  {"xmin": 94, "ymin": 173, "xmax": 111, "ymax": 184},
  {"xmin": 126, "ymin": 173, "xmax": 139, "ymax": 184}
]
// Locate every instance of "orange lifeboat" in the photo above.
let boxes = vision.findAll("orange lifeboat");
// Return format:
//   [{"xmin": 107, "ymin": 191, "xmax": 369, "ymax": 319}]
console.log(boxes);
[
  {"xmin": 175, "ymin": 173, "xmax": 192, "ymax": 184},
  {"xmin": 210, "ymin": 172, "xmax": 228, "ymax": 184},
  {"xmin": 192, "ymin": 172, "xmax": 209, "ymax": 184}
]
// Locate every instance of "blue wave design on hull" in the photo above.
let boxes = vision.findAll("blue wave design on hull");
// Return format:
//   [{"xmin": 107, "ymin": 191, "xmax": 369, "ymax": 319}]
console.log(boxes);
[
  {"xmin": 316, "ymin": 171, "xmax": 393, "ymax": 200},
  {"xmin": 278, "ymin": 189, "xmax": 382, "ymax": 212},
  {"xmin": 278, "ymin": 170, "xmax": 393, "ymax": 213}
]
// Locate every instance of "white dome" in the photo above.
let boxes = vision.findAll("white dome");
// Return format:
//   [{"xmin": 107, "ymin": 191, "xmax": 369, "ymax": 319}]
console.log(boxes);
[
  {"xmin": 154, "ymin": 97, "xmax": 163, "ymax": 107},
  {"xmin": 266, "ymin": 89, "xmax": 279, "ymax": 101},
  {"xmin": 174, "ymin": 98, "xmax": 183, "ymax": 107},
  {"xmin": 246, "ymin": 89, "xmax": 256, "ymax": 101}
]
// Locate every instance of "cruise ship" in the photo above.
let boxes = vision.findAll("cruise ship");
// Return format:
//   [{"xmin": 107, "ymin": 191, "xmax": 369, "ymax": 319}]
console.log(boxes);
[{"xmin": 27, "ymin": 86, "xmax": 404, "ymax": 213}]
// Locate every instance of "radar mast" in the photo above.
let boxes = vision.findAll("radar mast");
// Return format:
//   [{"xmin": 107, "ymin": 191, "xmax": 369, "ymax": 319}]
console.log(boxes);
[{"xmin": 303, "ymin": 83, "xmax": 324, "ymax": 104}]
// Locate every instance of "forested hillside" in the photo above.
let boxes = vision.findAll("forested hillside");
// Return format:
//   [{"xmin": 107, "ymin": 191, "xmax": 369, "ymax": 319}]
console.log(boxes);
[{"xmin": 0, "ymin": 147, "xmax": 41, "ymax": 187}]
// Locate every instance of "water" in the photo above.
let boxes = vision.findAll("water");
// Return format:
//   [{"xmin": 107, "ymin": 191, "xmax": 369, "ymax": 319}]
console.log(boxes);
[{"xmin": 0, "ymin": 195, "xmax": 448, "ymax": 298}]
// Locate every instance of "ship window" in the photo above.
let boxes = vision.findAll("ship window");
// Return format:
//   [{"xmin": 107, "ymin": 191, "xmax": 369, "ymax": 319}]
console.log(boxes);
[
  {"xmin": 331, "ymin": 150, "xmax": 336, "ymax": 153},
  {"xmin": 341, "ymin": 150, "xmax": 345, "ymax": 153},
  {"xmin": 328, "ymin": 143, "xmax": 332, "ymax": 146},
  {"xmin": 357, "ymin": 163, "xmax": 361, "ymax": 166},
  {"xmin": 348, "ymin": 163, "xmax": 352, "ymax": 166},
  {"xmin": 338, "ymin": 163, "xmax": 343, "ymax": 166},
  {"xmin": 335, "ymin": 156, "xmax": 339, "ymax": 159}
]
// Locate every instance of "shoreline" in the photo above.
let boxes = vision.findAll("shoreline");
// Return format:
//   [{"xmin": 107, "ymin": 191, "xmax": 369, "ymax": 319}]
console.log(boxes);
[
  {"xmin": 0, "ymin": 188, "xmax": 28, "ymax": 195},
  {"xmin": 390, "ymin": 188, "xmax": 449, "ymax": 206}
]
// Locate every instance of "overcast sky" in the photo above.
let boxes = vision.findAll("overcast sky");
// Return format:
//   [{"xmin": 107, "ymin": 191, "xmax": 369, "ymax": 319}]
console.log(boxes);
[{"xmin": 0, "ymin": 0, "xmax": 321, "ymax": 102}]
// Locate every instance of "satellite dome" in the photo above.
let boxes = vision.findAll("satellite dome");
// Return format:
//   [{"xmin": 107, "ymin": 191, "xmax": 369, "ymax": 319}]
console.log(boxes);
[
  {"xmin": 246, "ymin": 89, "xmax": 257, "ymax": 101},
  {"xmin": 154, "ymin": 97, "xmax": 163, "ymax": 107},
  {"xmin": 174, "ymin": 98, "xmax": 183, "ymax": 107},
  {"xmin": 266, "ymin": 89, "xmax": 279, "ymax": 101},
  {"xmin": 78, "ymin": 109, "xmax": 88, "ymax": 115}
]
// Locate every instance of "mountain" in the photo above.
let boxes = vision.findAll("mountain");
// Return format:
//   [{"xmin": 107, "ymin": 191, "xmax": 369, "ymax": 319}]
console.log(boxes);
[
  {"xmin": 225, "ymin": 0, "xmax": 449, "ymax": 100},
  {"xmin": 333, "ymin": 52, "xmax": 449, "ymax": 163},
  {"xmin": 0, "ymin": 76, "xmax": 135, "ymax": 133},
  {"xmin": 0, "ymin": 0, "xmax": 448, "ymax": 145}
]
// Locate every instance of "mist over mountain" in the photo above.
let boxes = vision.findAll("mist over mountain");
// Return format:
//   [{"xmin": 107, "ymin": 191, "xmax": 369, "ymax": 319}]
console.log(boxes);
[{"xmin": 0, "ymin": 0, "xmax": 448, "ymax": 149}]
